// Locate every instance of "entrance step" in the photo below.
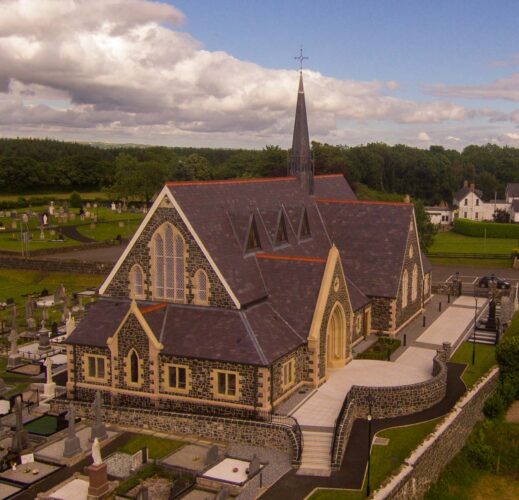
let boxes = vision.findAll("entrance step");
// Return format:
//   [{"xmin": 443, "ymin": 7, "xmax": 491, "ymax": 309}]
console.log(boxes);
[
  {"xmin": 297, "ymin": 430, "xmax": 334, "ymax": 477},
  {"xmin": 469, "ymin": 330, "xmax": 497, "ymax": 345}
]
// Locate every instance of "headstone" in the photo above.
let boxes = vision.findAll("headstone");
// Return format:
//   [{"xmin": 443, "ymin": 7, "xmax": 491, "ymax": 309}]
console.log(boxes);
[
  {"xmin": 25, "ymin": 299, "xmax": 34, "ymax": 321},
  {"xmin": 86, "ymin": 202, "xmax": 91, "ymax": 209},
  {"xmin": 205, "ymin": 445, "xmax": 219, "ymax": 466},
  {"xmin": 247, "ymin": 454, "xmax": 261, "ymax": 477},
  {"xmin": 43, "ymin": 357, "xmax": 56, "ymax": 398},
  {"xmin": 111, "ymin": 202, "xmax": 116, "ymax": 211},
  {"xmin": 11, "ymin": 396, "xmax": 29, "ymax": 453},
  {"xmin": 49, "ymin": 202, "xmax": 55, "ymax": 216},
  {"xmin": 21, "ymin": 213, "xmax": 28, "ymax": 224},
  {"xmin": 90, "ymin": 391, "xmax": 108, "ymax": 442},
  {"xmin": 38, "ymin": 320, "xmax": 51, "ymax": 353},
  {"xmin": 87, "ymin": 438, "xmax": 109, "ymax": 498},
  {"xmin": 63, "ymin": 403, "xmax": 82, "ymax": 458},
  {"xmin": 65, "ymin": 313, "xmax": 76, "ymax": 338},
  {"xmin": 54, "ymin": 284, "xmax": 66, "ymax": 303},
  {"xmin": 8, "ymin": 312, "xmax": 21, "ymax": 369}
]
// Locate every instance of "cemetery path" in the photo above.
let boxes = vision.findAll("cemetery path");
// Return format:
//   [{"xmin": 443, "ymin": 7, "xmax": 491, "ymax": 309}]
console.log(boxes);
[
  {"xmin": 259, "ymin": 362, "xmax": 467, "ymax": 499},
  {"xmin": 57, "ymin": 225, "xmax": 96, "ymax": 243}
]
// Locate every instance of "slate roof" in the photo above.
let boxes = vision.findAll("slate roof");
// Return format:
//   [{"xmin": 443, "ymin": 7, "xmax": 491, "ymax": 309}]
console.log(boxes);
[
  {"xmin": 167, "ymin": 175, "xmax": 352, "ymax": 306},
  {"xmin": 454, "ymin": 186, "xmax": 483, "ymax": 202},
  {"xmin": 317, "ymin": 200, "xmax": 414, "ymax": 298},
  {"xmin": 66, "ymin": 298, "xmax": 304, "ymax": 365}
]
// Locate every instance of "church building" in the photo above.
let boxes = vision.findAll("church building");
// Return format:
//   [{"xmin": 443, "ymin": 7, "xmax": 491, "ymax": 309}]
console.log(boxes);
[{"xmin": 65, "ymin": 73, "xmax": 432, "ymax": 418}]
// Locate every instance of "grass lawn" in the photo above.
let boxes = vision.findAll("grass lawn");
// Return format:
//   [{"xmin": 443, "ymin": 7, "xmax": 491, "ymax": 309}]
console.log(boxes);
[
  {"xmin": 451, "ymin": 342, "xmax": 497, "ymax": 389},
  {"xmin": 429, "ymin": 232, "xmax": 516, "ymax": 255},
  {"xmin": 428, "ymin": 257, "xmax": 513, "ymax": 268},
  {"xmin": 425, "ymin": 420, "xmax": 519, "ymax": 500},
  {"xmin": 310, "ymin": 418, "xmax": 441, "ymax": 499},
  {"xmin": 76, "ymin": 219, "xmax": 141, "ymax": 242},
  {"xmin": 0, "ymin": 230, "xmax": 78, "ymax": 252},
  {"xmin": 119, "ymin": 434, "xmax": 184, "ymax": 459},
  {"xmin": 0, "ymin": 269, "xmax": 105, "ymax": 329}
]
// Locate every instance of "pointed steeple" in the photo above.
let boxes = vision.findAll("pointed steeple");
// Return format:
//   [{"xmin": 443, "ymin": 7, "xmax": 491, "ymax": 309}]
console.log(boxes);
[{"xmin": 289, "ymin": 72, "xmax": 314, "ymax": 194}]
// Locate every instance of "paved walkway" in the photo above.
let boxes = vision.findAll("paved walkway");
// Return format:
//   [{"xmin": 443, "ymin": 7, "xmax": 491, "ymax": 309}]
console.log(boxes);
[
  {"xmin": 292, "ymin": 360, "xmax": 432, "ymax": 429},
  {"xmin": 260, "ymin": 363, "xmax": 467, "ymax": 500}
]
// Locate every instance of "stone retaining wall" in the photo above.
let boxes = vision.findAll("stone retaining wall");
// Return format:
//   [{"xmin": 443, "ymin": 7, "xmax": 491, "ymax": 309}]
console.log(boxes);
[
  {"xmin": 49, "ymin": 398, "xmax": 302, "ymax": 465},
  {"xmin": 0, "ymin": 255, "xmax": 111, "ymax": 275},
  {"xmin": 374, "ymin": 367, "xmax": 499, "ymax": 500},
  {"xmin": 332, "ymin": 345, "xmax": 449, "ymax": 469},
  {"xmin": 350, "ymin": 344, "xmax": 449, "ymax": 420}
]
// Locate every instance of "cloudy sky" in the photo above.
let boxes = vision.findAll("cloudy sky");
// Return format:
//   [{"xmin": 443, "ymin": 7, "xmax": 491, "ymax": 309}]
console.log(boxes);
[{"xmin": 2, "ymin": 0, "xmax": 519, "ymax": 149}]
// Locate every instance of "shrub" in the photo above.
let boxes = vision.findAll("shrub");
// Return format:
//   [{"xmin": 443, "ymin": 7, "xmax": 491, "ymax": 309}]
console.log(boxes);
[
  {"xmin": 466, "ymin": 427, "xmax": 495, "ymax": 470},
  {"xmin": 483, "ymin": 392, "xmax": 505, "ymax": 419},
  {"xmin": 496, "ymin": 336, "xmax": 519, "ymax": 377},
  {"xmin": 453, "ymin": 218, "xmax": 519, "ymax": 239},
  {"xmin": 69, "ymin": 191, "xmax": 82, "ymax": 208}
]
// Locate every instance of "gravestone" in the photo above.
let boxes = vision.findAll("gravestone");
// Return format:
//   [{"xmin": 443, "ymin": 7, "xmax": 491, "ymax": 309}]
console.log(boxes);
[
  {"xmin": 8, "ymin": 312, "xmax": 21, "ymax": 369},
  {"xmin": 11, "ymin": 396, "xmax": 29, "ymax": 453},
  {"xmin": 63, "ymin": 403, "xmax": 82, "ymax": 458},
  {"xmin": 90, "ymin": 391, "xmax": 108, "ymax": 442},
  {"xmin": 205, "ymin": 445, "xmax": 219, "ymax": 466},
  {"xmin": 48, "ymin": 201, "xmax": 55, "ymax": 216},
  {"xmin": 54, "ymin": 284, "xmax": 66, "ymax": 303},
  {"xmin": 43, "ymin": 357, "xmax": 56, "ymax": 398},
  {"xmin": 87, "ymin": 438, "xmax": 110, "ymax": 498},
  {"xmin": 38, "ymin": 320, "xmax": 51, "ymax": 353},
  {"xmin": 111, "ymin": 202, "xmax": 116, "ymax": 211},
  {"xmin": 247, "ymin": 454, "xmax": 261, "ymax": 477}
]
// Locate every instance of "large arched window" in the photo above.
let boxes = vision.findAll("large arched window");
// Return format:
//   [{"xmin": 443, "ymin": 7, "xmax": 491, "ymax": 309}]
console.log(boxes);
[
  {"xmin": 193, "ymin": 269, "xmax": 209, "ymax": 305},
  {"xmin": 129, "ymin": 264, "xmax": 145, "ymax": 299},
  {"xmin": 151, "ymin": 224, "xmax": 185, "ymax": 301},
  {"xmin": 402, "ymin": 269, "xmax": 409, "ymax": 308},
  {"xmin": 130, "ymin": 350, "xmax": 139, "ymax": 384},
  {"xmin": 326, "ymin": 303, "xmax": 346, "ymax": 368},
  {"xmin": 411, "ymin": 264, "xmax": 418, "ymax": 302}
]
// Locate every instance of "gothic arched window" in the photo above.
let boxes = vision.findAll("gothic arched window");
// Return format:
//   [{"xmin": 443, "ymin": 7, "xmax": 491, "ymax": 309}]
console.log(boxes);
[
  {"xmin": 129, "ymin": 350, "xmax": 139, "ymax": 385},
  {"xmin": 151, "ymin": 224, "xmax": 185, "ymax": 301},
  {"xmin": 411, "ymin": 264, "xmax": 418, "ymax": 302},
  {"xmin": 194, "ymin": 269, "xmax": 209, "ymax": 304},
  {"xmin": 129, "ymin": 264, "xmax": 145, "ymax": 299},
  {"xmin": 402, "ymin": 269, "xmax": 409, "ymax": 308}
]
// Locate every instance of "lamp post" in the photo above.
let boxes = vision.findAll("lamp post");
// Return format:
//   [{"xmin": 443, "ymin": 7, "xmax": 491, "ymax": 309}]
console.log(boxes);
[
  {"xmin": 472, "ymin": 295, "xmax": 478, "ymax": 366},
  {"xmin": 366, "ymin": 395, "xmax": 375, "ymax": 497}
]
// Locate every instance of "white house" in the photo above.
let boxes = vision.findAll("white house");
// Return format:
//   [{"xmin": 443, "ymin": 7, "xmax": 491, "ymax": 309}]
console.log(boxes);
[{"xmin": 425, "ymin": 203, "xmax": 451, "ymax": 226}]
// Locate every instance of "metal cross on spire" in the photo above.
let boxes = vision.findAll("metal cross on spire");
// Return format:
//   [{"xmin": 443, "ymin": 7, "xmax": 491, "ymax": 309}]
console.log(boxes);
[{"xmin": 294, "ymin": 47, "xmax": 308, "ymax": 72}]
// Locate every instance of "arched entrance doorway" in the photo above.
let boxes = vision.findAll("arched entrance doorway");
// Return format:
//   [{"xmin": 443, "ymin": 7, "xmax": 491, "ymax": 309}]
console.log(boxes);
[{"xmin": 326, "ymin": 303, "xmax": 346, "ymax": 369}]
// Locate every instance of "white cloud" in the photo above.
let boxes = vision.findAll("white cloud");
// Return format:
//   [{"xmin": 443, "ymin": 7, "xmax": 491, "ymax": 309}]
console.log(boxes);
[
  {"xmin": 0, "ymin": 0, "xmax": 509, "ymax": 147},
  {"xmin": 505, "ymin": 132, "xmax": 519, "ymax": 140},
  {"xmin": 417, "ymin": 131, "xmax": 431, "ymax": 141}
]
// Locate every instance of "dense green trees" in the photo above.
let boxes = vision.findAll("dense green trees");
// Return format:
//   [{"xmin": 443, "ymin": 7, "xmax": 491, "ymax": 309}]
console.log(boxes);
[{"xmin": 3, "ymin": 138, "xmax": 519, "ymax": 207}]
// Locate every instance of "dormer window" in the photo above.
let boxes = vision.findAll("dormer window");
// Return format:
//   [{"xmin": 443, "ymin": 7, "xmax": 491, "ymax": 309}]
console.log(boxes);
[
  {"xmin": 275, "ymin": 213, "xmax": 288, "ymax": 246},
  {"xmin": 246, "ymin": 217, "xmax": 261, "ymax": 252},
  {"xmin": 299, "ymin": 209, "xmax": 311, "ymax": 240}
]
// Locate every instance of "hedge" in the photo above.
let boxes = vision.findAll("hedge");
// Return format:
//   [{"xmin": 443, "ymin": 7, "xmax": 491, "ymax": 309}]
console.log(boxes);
[{"xmin": 453, "ymin": 218, "xmax": 519, "ymax": 239}]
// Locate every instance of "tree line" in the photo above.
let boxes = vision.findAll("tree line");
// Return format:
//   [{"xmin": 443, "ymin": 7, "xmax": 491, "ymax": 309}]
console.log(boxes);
[{"xmin": 2, "ymin": 138, "xmax": 519, "ymax": 205}]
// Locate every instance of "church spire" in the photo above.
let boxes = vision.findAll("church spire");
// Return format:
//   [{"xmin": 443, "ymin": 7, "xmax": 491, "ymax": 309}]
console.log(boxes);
[{"xmin": 289, "ymin": 53, "xmax": 314, "ymax": 194}]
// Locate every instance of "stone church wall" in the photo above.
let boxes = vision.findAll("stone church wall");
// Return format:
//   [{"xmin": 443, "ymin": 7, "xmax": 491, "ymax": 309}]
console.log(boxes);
[
  {"xmin": 105, "ymin": 206, "xmax": 235, "ymax": 309},
  {"xmin": 370, "ymin": 297, "xmax": 392, "ymax": 332},
  {"xmin": 271, "ymin": 346, "xmax": 308, "ymax": 404},
  {"xmin": 317, "ymin": 260, "xmax": 352, "ymax": 379},
  {"xmin": 395, "ymin": 222, "xmax": 423, "ymax": 330},
  {"xmin": 374, "ymin": 368, "xmax": 499, "ymax": 500}
]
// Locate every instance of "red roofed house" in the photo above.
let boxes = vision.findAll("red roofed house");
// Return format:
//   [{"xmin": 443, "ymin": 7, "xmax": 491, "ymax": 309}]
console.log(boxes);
[{"xmin": 65, "ymin": 73, "xmax": 432, "ymax": 422}]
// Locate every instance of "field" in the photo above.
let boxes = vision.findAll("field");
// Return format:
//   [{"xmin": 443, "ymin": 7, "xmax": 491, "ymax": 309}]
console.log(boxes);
[
  {"xmin": 429, "ymin": 231, "xmax": 517, "ymax": 255},
  {"xmin": 310, "ymin": 418, "xmax": 441, "ymax": 499},
  {"xmin": 76, "ymin": 219, "xmax": 141, "ymax": 241}
]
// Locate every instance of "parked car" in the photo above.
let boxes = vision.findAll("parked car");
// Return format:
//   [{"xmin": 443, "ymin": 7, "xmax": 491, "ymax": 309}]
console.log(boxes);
[{"xmin": 478, "ymin": 275, "xmax": 511, "ymax": 289}]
